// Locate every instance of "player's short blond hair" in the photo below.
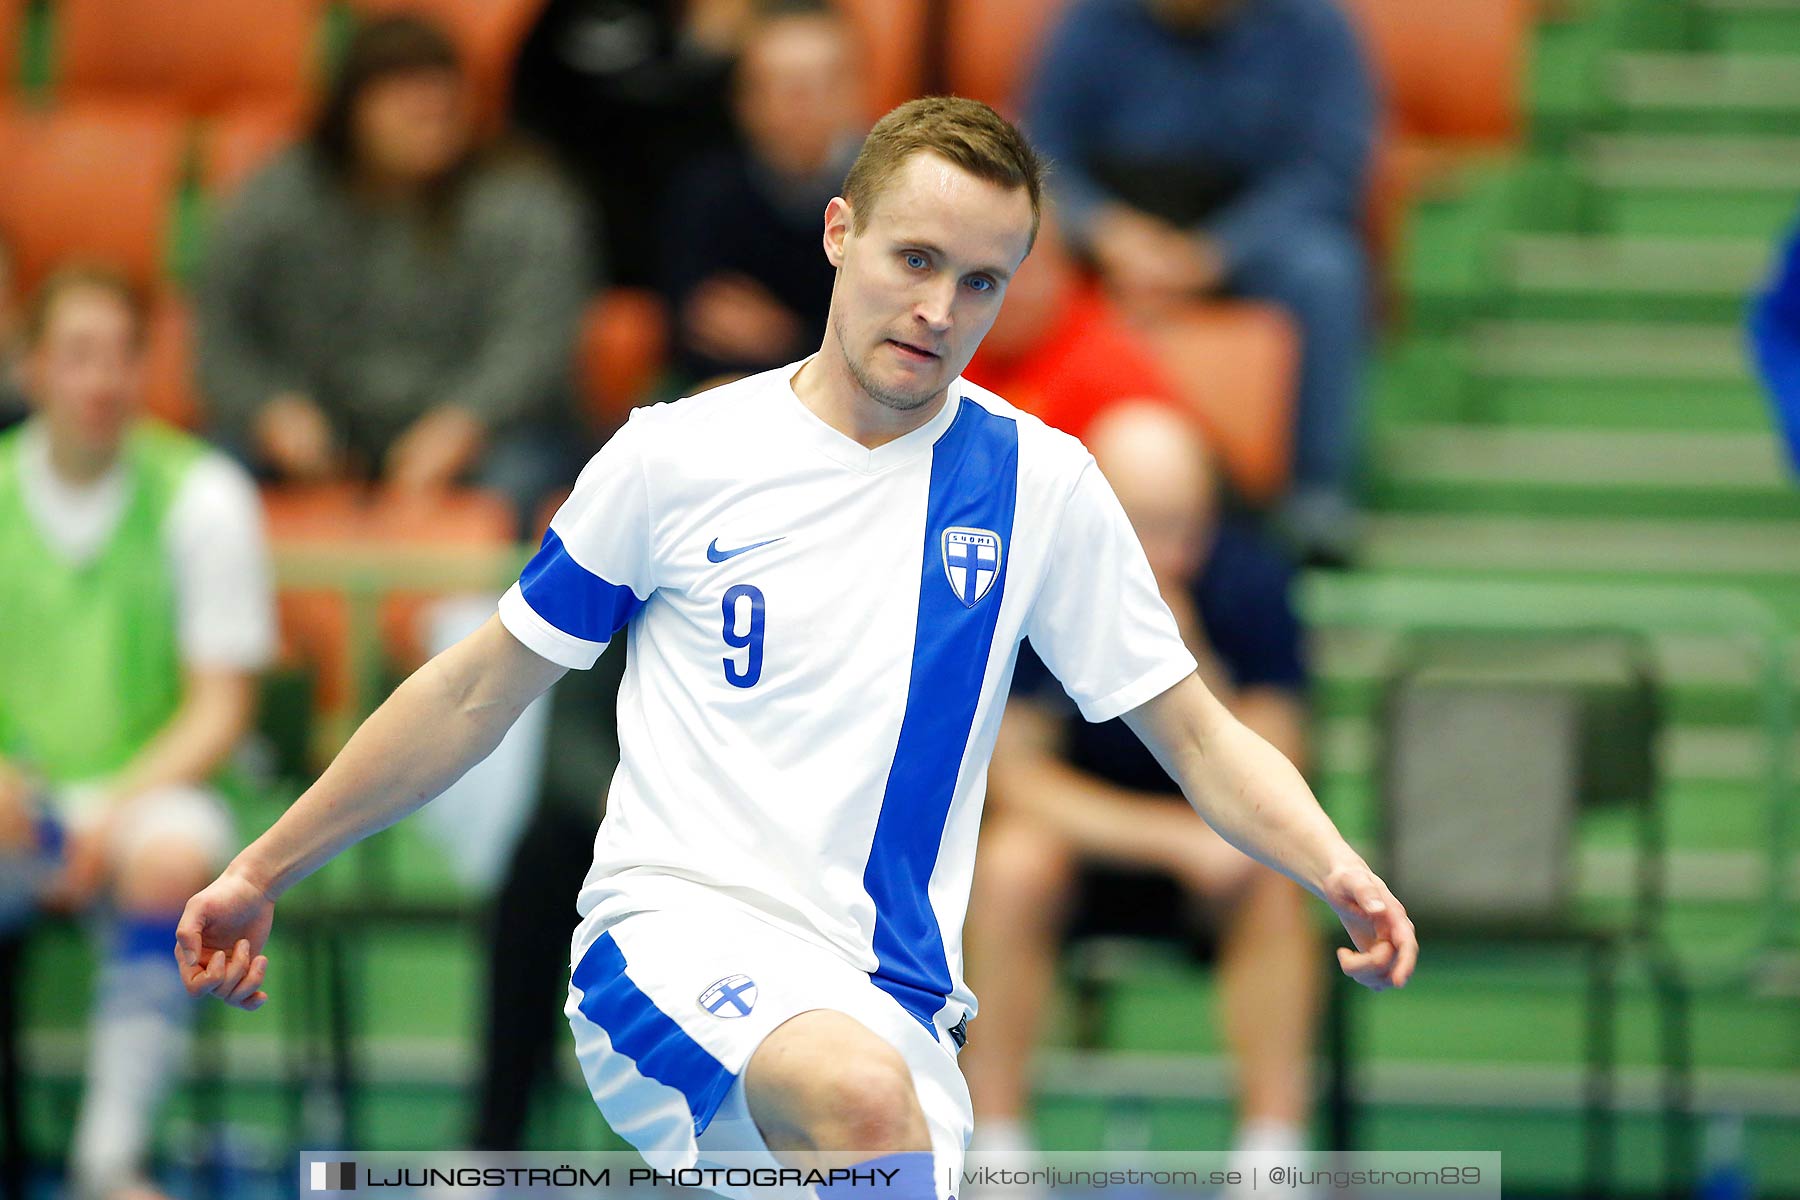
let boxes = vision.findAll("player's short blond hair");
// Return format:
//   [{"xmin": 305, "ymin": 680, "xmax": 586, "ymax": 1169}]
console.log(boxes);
[{"xmin": 841, "ymin": 96, "xmax": 1046, "ymax": 251}]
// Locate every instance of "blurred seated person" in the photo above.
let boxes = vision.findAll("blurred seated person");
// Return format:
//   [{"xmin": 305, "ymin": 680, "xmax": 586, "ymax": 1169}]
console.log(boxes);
[
  {"xmin": 0, "ymin": 237, "xmax": 25, "ymax": 431},
  {"xmin": 0, "ymin": 266, "xmax": 275, "ymax": 1200},
  {"xmin": 662, "ymin": 0, "xmax": 863, "ymax": 386},
  {"xmin": 1026, "ymin": 0, "xmax": 1375, "ymax": 561},
  {"xmin": 962, "ymin": 402, "xmax": 1320, "ymax": 1172},
  {"xmin": 513, "ymin": 0, "xmax": 751, "ymax": 287},
  {"xmin": 197, "ymin": 14, "xmax": 590, "ymax": 526},
  {"xmin": 964, "ymin": 216, "xmax": 1178, "ymax": 443},
  {"xmin": 1752, "ymin": 208, "xmax": 1800, "ymax": 473}
]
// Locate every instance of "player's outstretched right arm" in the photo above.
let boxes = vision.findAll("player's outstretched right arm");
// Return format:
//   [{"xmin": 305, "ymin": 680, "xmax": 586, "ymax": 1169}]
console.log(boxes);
[{"xmin": 176, "ymin": 614, "xmax": 568, "ymax": 1009}]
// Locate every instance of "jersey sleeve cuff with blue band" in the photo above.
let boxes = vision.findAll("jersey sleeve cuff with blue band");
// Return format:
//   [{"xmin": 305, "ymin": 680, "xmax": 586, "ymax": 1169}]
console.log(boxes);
[
  {"xmin": 499, "ymin": 585, "xmax": 606, "ymax": 669},
  {"xmin": 1076, "ymin": 653, "xmax": 1200, "ymax": 725},
  {"xmin": 499, "ymin": 527, "xmax": 650, "ymax": 670}
]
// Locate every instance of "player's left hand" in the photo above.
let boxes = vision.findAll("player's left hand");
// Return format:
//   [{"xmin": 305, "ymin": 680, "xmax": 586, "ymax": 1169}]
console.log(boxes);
[
  {"xmin": 1320, "ymin": 861, "xmax": 1417, "ymax": 991},
  {"xmin": 175, "ymin": 867, "xmax": 275, "ymax": 1011}
]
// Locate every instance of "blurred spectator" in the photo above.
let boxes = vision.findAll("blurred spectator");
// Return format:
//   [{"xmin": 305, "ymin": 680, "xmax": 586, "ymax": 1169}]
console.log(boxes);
[
  {"xmin": 662, "ymin": 0, "xmax": 862, "ymax": 386},
  {"xmin": 513, "ymin": 0, "xmax": 752, "ymax": 288},
  {"xmin": 0, "ymin": 266, "xmax": 275, "ymax": 1200},
  {"xmin": 1752, "ymin": 210, "xmax": 1800, "ymax": 473},
  {"xmin": 965, "ymin": 218, "xmax": 1179, "ymax": 442},
  {"xmin": 962, "ymin": 402, "xmax": 1321, "ymax": 1174},
  {"xmin": 0, "ymin": 238, "xmax": 25, "ymax": 431},
  {"xmin": 197, "ymin": 15, "xmax": 590, "ymax": 526},
  {"xmin": 1026, "ymin": 0, "xmax": 1376, "ymax": 562}
]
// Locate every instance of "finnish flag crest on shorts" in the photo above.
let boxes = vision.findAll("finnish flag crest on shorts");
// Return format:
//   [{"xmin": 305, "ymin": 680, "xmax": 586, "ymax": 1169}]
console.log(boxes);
[
  {"xmin": 942, "ymin": 527, "xmax": 1002, "ymax": 608},
  {"xmin": 698, "ymin": 974, "xmax": 758, "ymax": 1018}
]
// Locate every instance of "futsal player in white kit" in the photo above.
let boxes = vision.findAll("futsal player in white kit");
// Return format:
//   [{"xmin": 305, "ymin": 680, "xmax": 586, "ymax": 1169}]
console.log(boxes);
[{"xmin": 176, "ymin": 98, "xmax": 1418, "ymax": 1198}]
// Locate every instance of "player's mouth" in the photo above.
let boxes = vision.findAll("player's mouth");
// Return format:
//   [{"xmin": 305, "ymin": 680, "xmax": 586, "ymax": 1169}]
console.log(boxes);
[{"xmin": 886, "ymin": 338, "xmax": 940, "ymax": 364}]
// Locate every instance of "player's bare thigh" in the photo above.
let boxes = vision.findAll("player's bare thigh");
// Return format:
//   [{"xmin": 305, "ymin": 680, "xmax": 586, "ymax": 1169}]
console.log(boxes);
[{"xmin": 743, "ymin": 1009, "xmax": 932, "ymax": 1164}]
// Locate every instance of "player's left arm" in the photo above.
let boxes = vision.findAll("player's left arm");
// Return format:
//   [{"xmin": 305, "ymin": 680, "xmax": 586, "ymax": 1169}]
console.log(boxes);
[{"xmin": 1121, "ymin": 673, "xmax": 1417, "ymax": 990}]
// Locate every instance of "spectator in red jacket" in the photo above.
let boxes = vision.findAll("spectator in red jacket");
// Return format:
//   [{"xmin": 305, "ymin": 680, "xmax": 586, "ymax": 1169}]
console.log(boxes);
[{"xmin": 964, "ymin": 220, "xmax": 1179, "ymax": 440}]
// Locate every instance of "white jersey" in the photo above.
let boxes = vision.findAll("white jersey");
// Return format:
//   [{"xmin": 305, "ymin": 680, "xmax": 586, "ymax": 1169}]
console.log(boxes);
[{"xmin": 499, "ymin": 362, "xmax": 1196, "ymax": 1042}]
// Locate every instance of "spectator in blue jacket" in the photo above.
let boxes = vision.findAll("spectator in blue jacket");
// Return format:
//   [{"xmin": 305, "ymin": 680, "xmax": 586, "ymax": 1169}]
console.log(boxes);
[
  {"xmin": 1752, "ymin": 212, "xmax": 1800, "ymax": 472},
  {"xmin": 1026, "ymin": 0, "xmax": 1376, "ymax": 563}
]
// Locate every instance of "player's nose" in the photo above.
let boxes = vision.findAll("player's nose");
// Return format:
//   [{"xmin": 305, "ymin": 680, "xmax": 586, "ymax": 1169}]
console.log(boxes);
[{"xmin": 913, "ymin": 281, "xmax": 956, "ymax": 333}]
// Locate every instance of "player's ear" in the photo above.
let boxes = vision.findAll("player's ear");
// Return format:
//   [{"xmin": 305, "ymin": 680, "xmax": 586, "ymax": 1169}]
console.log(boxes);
[{"xmin": 822, "ymin": 196, "xmax": 852, "ymax": 268}]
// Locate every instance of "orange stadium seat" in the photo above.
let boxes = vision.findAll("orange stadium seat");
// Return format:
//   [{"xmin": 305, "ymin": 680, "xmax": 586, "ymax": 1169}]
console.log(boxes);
[
  {"xmin": 367, "ymin": 487, "xmax": 517, "ymax": 671},
  {"xmin": 1339, "ymin": 0, "xmax": 1529, "ymax": 145},
  {"xmin": 262, "ymin": 484, "xmax": 367, "ymax": 722},
  {"xmin": 201, "ymin": 105, "xmax": 305, "ymax": 197},
  {"xmin": 0, "ymin": 103, "xmax": 187, "ymax": 294},
  {"xmin": 56, "ymin": 0, "xmax": 324, "ymax": 115},
  {"xmin": 347, "ymin": 0, "xmax": 546, "ymax": 126},
  {"xmin": 142, "ymin": 293, "xmax": 200, "ymax": 430},
  {"xmin": 578, "ymin": 289, "xmax": 669, "ymax": 430},
  {"xmin": 832, "ymin": 0, "xmax": 928, "ymax": 120},
  {"xmin": 262, "ymin": 485, "xmax": 518, "ymax": 736},
  {"xmin": 1137, "ymin": 301, "xmax": 1299, "ymax": 507},
  {"xmin": 944, "ymin": 0, "xmax": 1073, "ymax": 115}
]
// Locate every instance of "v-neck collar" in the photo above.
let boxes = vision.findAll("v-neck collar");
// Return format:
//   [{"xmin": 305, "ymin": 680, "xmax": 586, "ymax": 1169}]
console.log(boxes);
[{"xmin": 780, "ymin": 357, "xmax": 963, "ymax": 475}]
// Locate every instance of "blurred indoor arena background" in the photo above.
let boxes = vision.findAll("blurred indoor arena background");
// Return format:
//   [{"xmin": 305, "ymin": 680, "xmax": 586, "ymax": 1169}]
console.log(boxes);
[{"xmin": 1, "ymin": 0, "xmax": 1798, "ymax": 1197}]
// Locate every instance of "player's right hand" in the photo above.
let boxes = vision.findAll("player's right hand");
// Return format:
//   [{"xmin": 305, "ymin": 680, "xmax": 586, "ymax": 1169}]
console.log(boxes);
[
  {"xmin": 175, "ymin": 868, "xmax": 275, "ymax": 1011},
  {"xmin": 1321, "ymin": 861, "xmax": 1419, "ymax": 992}
]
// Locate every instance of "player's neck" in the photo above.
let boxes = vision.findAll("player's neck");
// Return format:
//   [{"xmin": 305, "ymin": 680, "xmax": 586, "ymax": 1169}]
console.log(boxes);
[{"xmin": 791, "ymin": 349, "xmax": 948, "ymax": 451}]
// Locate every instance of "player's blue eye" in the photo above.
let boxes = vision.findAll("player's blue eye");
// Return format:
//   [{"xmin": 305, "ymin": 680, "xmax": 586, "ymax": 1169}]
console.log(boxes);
[
  {"xmin": 967, "ymin": 276, "xmax": 994, "ymax": 293},
  {"xmin": 903, "ymin": 252, "xmax": 928, "ymax": 270}
]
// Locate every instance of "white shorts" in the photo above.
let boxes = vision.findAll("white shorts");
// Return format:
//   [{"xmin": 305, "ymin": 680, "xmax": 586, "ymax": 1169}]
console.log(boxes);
[
  {"xmin": 58, "ymin": 782, "xmax": 235, "ymax": 871},
  {"xmin": 563, "ymin": 901, "xmax": 972, "ymax": 1199}
]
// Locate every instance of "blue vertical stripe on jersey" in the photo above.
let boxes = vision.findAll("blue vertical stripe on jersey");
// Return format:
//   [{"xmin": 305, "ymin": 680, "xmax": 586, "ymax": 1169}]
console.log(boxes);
[
  {"xmin": 571, "ymin": 932, "xmax": 735, "ymax": 1137},
  {"xmin": 519, "ymin": 527, "xmax": 645, "ymax": 644},
  {"xmin": 863, "ymin": 396, "xmax": 1019, "ymax": 1036}
]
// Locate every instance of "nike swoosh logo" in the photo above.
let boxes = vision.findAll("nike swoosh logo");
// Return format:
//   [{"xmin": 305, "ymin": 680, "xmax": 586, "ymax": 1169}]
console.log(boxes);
[{"xmin": 707, "ymin": 536, "xmax": 785, "ymax": 562}]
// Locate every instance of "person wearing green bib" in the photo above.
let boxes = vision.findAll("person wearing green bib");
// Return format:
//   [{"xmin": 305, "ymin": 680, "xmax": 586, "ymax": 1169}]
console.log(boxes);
[{"xmin": 0, "ymin": 265, "xmax": 275, "ymax": 1200}]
